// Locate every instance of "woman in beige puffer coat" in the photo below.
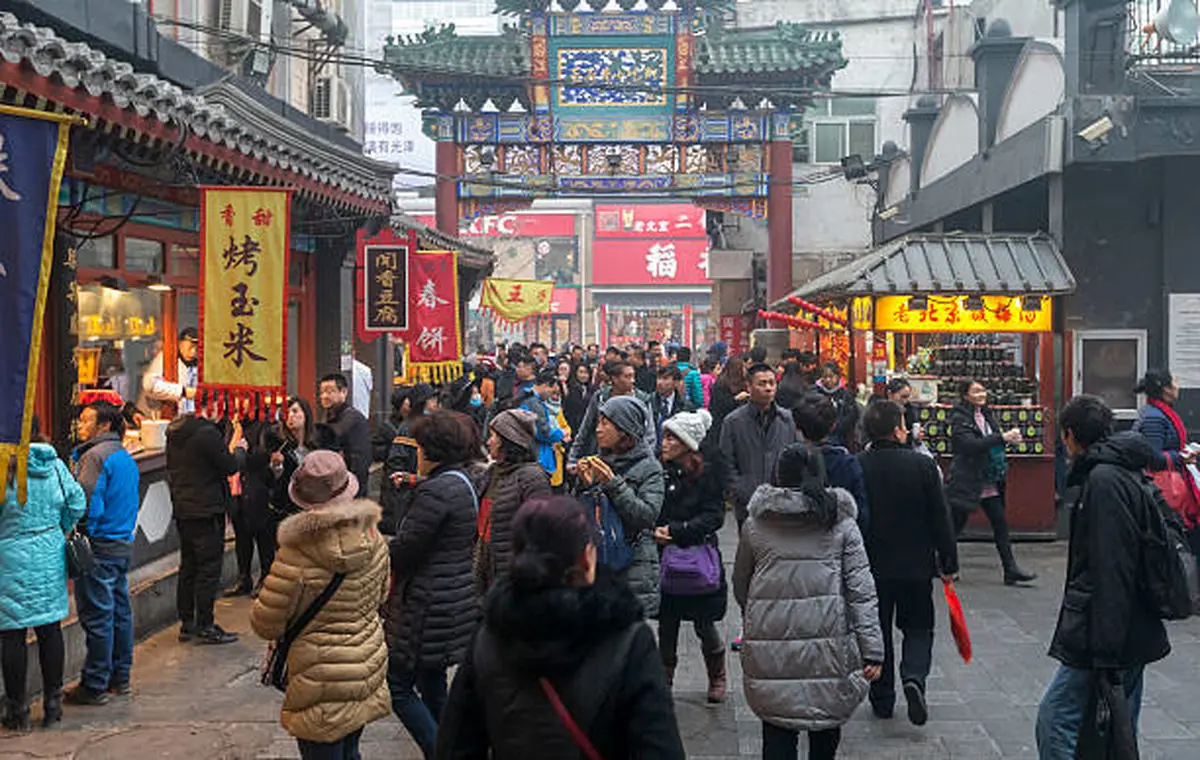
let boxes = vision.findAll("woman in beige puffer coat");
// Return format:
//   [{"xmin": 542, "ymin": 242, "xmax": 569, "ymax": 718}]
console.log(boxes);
[
  {"xmin": 733, "ymin": 444, "xmax": 884, "ymax": 760},
  {"xmin": 251, "ymin": 451, "xmax": 391, "ymax": 759}
]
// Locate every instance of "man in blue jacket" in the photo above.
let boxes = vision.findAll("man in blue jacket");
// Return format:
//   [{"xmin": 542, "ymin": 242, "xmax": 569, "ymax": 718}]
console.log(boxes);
[
  {"xmin": 674, "ymin": 347, "xmax": 704, "ymax": 409},
  {"xmin": 66, "ymin": 402, "xmax": 141, "ymax": 706},
  {"xmin": 520, "ymin": 368, "xmax": 568, "ymax": 479}
]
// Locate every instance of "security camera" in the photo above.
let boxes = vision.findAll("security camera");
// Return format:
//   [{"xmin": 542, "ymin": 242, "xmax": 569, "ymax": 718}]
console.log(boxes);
[{"xmin": 1077, "ymin": 116, "xmax": 1114, "ymax": 144}]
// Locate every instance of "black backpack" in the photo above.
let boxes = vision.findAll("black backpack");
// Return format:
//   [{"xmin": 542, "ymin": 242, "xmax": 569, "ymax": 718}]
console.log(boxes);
[{"xmin": 1130, "ymin": 470, "xmax": 1200, "ymax": 620}]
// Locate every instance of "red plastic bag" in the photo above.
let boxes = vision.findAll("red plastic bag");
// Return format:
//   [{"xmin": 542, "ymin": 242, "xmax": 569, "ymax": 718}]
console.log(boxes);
[{"xmin": 943, "ymin": 582, "xmax": 972, "ymax": 664}]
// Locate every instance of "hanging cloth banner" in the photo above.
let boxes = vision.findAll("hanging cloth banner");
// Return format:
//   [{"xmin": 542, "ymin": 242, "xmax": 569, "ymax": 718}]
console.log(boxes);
[
  {"xmin": 401, "ymin": 251, "xmax": 462, "ymax": 384},
  {"xmin": 199, "ymin": 187, "xmax": 291, "ymax": 416},
  {"xmin": 0, "ymin": 105, "xmax": 78, "ymax": 503},
  {"xmin": 480, "ymin": 277, "xmax": 554, "ymax": 325}
]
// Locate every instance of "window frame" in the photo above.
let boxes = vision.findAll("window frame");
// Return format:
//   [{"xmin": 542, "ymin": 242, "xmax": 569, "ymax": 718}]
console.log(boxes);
[{"xmin": 796, "ymin": 98, "xmax": 879, "ymax": 166}]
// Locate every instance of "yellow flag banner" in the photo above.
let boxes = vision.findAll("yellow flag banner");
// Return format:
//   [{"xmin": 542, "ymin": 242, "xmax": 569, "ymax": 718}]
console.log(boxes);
[
  {"xmin": 480, "ymin": 278, "xmax": 555, "ymax": 325},
  {"xmin": 199, "ymin": 187, "xmax": 290, "ymax": 413}
]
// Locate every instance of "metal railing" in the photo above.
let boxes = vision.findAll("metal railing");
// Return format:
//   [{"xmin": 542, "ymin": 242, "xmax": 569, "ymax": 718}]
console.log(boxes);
[{"xmin": 1129, "ymin": 0, "xmax": 1200, "ymax": 66}]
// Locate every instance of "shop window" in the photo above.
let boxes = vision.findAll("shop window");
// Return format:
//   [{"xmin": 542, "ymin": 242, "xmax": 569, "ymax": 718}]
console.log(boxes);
[
  {"xmin": 125, "ymin": 238, "xmax": 164, "ymax": 273},
  {"xmin": 76, "ymin": 285, "xmax": 163, "ymax": 406},
  {"xmin": 76, "ymin": 236, "xmax": 116, "ymax": 270},
  {"xmin": 1074, "ymin": 330, "xmax": 1146, "ymax": 419},
  {"xmin": 170, "ymin": 245, "xmax": 200, "ymax": 279},
  {"xmin": 798, "ymin": 98, "xmax": 877, "ymax": 164}
]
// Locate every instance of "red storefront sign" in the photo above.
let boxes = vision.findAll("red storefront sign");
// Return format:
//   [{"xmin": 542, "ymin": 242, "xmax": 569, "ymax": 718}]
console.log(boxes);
[
  {"xmin": 719, "ymin": 313, "xmax": 753, "ymax": 356},
  {"xmin": 550, "ymin": 287, "xmax": 578, "ymax": 315},
  {"xmin": 591, "ymin": 238, "xmax": 711, "ymax": 286},
  {"xmin": 594, "ymin": 204, "xmax": 705, "ymax": 238},
  {"xmin": 413, "ymin": 213, "xmax": 576, "ymax": 238}
]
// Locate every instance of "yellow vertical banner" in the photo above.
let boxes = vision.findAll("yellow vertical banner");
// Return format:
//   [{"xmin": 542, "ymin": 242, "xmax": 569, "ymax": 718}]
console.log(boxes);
[{"xmin": 199, "ymin": 187, "xmax": 291, "ymax": 400}]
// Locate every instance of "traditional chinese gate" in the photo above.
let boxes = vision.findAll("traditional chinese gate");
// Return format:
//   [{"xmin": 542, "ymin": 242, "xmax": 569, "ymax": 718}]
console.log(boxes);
[{"xmin": 381, "ymin": 0, "xmax": 847, "ymax": 314}]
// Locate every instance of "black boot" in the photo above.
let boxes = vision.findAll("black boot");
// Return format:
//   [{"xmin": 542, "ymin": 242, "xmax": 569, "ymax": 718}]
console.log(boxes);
[
  {"xmin": 1004, "ymin": 566, "xmax": 1038, "ymax": 586},
  {"xmin": 1, "ymin": 697, "xmax": 30, "ymax": 732},
  {"xmin": 42, "ymin": 689, "xmax": 62, "ymax": 728}
]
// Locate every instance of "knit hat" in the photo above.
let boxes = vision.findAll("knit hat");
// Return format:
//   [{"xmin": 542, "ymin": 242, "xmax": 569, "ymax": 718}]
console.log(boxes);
[
  {"xmin": 289, "ymin": 450, "xmax": 358, "ymax": 511},
  {"xmin": 490, "ymin": 408, "xmax": 537, "ymax": 451},
  {"xmin": 599, "ymin": 395, "xmax": 649, "ymax": 440},
  {"xmin": 663, "ymin": 409, "xmax": 713, "ymax": 453}
]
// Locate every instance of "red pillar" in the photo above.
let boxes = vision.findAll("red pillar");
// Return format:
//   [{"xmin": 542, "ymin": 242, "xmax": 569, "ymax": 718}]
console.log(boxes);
[
  {"xmin": 767, "ymin": 138, "xmax": 794, "ymax": 305},
  {"xmin": 435, "ymin": 140, "xmax": 458, "ymax": 236}
]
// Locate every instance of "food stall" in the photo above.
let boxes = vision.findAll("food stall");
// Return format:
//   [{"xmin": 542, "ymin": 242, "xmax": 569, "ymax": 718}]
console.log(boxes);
[{"xmin": 774, "ymin": 233, "xmax": 1076, "ymax": 538}]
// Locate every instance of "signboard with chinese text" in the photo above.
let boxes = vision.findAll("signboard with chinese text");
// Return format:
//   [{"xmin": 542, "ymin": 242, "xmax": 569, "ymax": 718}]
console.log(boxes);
[
  {"xmin": 401, "ymin": 251, "xmax": 462, "ymax": 383},
  {"xmin": 355, "ymin": 226, "xmax": 415, "ymax": 341},
  {"xmin": 413, "ymin": 213, "xmax": 577, "ymax": 239},
  {"xmin": 551, "ymin": 287, "xmax": 578, "ymax": 315},
  {"xmin": 851, "ymin": 297, "xmax": 873, "ymax": 331},
  {"xmin": 591, "ymin": 237, "xmax": 710, "ymax": 286},
  {"xmin": 594, "ymin": 203, "xmax": 705, "ymax": 238},
  {"xmin": 719, "ymin": 313, "xmax": 753, "ymax": 357},
  {"xmin": 199, "ymin": 187, "xmax": 290, "ymax": 398},
  {"xmin": 873, "ymin": 295, "xmax": 1052, "ymax": 333},
  {"xmin": 480, "ymin": 278, "xmax": 554, "ymax": 324}
]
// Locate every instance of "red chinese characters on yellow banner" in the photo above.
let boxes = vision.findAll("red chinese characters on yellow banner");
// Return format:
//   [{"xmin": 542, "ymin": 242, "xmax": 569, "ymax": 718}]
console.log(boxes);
[
  {"xmin": 874, "ymin": 295, "xmax": 1052, "ymax": 333},
  {"xmin": 200, "ymin": 187, "xmax": 290, "ymax": 396}
]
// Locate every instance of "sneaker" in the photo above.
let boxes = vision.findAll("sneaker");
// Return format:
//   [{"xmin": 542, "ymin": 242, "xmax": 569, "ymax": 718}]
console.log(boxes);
[
  {"xmin": 178, "ymin": 622, "xmax": 197, "ymax": 643},
  {"xmin": 64, "ymin": 685, "xmax": 110, "ymax": 707},
  {"xmin": 1003, "ymin": 567, "xmax": 1038, "ymax": 586},
  {"xmin": 903, "ymin": 680, "xmax": 928, "ymax": 726},
  {"xmin": 195, "ymin": 625, "xmax": 239, "ymax": 645},
  {"xmin": 108, "ymin": 681, "xmax": 132, "ymax": 696}
]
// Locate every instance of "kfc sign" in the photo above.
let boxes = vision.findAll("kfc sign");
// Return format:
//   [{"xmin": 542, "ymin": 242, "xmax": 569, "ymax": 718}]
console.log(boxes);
[
  {"xmin": 595, "ymin": 204, "xmax": 706, "ymax": 239},
  {"xmin": 550, "ymin": 287, "xmax": 578, "ymax": 315},
  {"xmin": 413, "ymin": 213, "xmax": 576, "ymax": 238},
  {"xmin": 592, "ymin": 238, "xmax": 711, "ymax": 286}
]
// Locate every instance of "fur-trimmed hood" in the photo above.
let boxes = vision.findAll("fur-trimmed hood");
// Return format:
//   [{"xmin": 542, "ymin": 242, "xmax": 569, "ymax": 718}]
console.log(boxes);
[
  {"xmin": 276, "ymin": 498, "xmax": 383, "ymax": 575},
  {"xmin": 746, "ymin": 485, "xmax": 857, "ymax": 522}
]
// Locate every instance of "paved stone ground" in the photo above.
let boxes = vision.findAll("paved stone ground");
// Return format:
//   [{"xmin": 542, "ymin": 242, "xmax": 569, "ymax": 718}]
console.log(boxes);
[{"xmin": 4, "ymin": 522, "xmax": 1200, "ymax": 759}]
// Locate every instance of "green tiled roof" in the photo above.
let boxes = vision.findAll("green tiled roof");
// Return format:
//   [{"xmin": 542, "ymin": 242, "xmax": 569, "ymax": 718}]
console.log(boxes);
[
  {"xmin": 379, "ymin": 26, "xmax": 530, "ymax": 80},
  {"xmin": 696, "ymin": 23, "xmax": 846, "ymax": 80}
]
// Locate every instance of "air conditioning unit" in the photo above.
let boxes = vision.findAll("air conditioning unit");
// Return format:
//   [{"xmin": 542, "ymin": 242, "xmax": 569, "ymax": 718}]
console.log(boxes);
[
  {"xmin": 312, "ymin": 77, "xmax": 353, "ymax": 132},
  {"xmin": 214, "ymin": 0, "xmax": 268, "ymax": 70},
  {"xmin": 216, "ymin": 0, "xmax": 264, "ymax": 35}
]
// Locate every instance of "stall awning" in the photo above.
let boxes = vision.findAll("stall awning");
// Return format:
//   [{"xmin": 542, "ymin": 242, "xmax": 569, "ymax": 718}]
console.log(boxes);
[{"xmin": 775, "ymin": 233, "xmax": 1075, "ymax": 307}]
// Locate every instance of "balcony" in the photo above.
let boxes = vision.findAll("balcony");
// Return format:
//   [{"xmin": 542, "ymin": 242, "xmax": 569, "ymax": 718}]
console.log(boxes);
[{"xmin": 1129, "ymin": 0, "xmax": 1200, "ymax": 67}]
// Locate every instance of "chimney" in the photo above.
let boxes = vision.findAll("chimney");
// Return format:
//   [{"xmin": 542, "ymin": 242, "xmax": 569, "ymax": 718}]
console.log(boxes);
[
  {"xmin": 970, "ymin": 19, "xmax": 1029, "ymax": 149},
  {"xmin": 903, "ymin": 95, "xmax": 941, "ymax": 194}
]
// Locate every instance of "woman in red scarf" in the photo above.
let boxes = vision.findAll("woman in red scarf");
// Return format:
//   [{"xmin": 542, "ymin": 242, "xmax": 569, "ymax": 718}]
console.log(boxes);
[{"xmin": 1133, "ymin": 369, "xmax": 1200, "ymax": 527}]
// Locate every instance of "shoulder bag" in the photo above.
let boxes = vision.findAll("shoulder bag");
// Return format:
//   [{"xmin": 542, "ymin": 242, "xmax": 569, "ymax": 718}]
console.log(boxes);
[
  {"xmin": 54, "ymin": 465, "xmax": 93, "ymax": 579},
  {"xmin": 261, "ymin": 573, "xmax": 346, "ymax": 692},
  {"xmin": 540, "ymin": 677, "xmax": 605, "ymax": 760}
]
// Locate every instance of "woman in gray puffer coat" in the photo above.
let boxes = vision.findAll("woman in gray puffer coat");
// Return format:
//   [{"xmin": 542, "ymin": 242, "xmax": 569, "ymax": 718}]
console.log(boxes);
[
  {"xmin": 734, "ymin": 444, "xmax": 884, "ymax": 760},
  {"xmin": 576, "ymin": 395, "xmax": 665, "ymax": 618}
]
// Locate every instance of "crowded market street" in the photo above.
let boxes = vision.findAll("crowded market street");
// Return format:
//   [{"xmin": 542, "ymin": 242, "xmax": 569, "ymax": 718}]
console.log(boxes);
[{"xmin": 3, "ymin": 532, "xmax": 1199, "ymax": 760}]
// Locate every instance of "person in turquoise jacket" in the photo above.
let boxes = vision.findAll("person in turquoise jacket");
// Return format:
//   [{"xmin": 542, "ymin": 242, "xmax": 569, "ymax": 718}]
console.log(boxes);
[
  {"xmin": 0, "ymin": 438, "xmax": 87, "ymax": 731},
  {"xmin": 675, "ymin": 347, "xmax": 705, "ymax": 410}
]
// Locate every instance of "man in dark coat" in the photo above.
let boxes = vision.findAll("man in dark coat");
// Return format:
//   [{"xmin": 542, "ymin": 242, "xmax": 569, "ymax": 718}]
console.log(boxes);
[
  {"xmin": 1036, "ymin": 395, "xmax": 1171, "ymax": 759},
  {"xmin": 719, "ymin": 363, "xmax": 798, "ymax": 529},
  {"xmin": 165, "ymin": 411, "xmax": 244, "ymax": 645},
  {"xmin": 858, "ymin": 400, "xmax": 958, "ymax": 726},
  {"xmin": 651, "ymin": 365, "xmax": 694, "ymax": 455},
  {"xmin": 319, "ymin": 372, "xmax": 371, "ymax": 498},
  {"xmin": 794, "ymin": 392, "xmax": 869, "ymax": 530}
]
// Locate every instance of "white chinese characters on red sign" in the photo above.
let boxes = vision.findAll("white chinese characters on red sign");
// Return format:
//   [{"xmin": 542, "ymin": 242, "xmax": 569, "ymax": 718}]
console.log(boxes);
[{"xmin": 592, "ymin": 238, "xmax": 710, "ymax": 286}]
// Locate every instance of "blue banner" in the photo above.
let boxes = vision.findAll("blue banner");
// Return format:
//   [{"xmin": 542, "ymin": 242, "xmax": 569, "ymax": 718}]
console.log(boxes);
[{"xmin": 0, "ymin": 107, "xmax": 72, "ymax": 502}]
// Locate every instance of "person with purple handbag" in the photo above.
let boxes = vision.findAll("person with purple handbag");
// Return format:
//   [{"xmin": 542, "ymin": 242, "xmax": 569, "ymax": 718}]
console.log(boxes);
[{"xmin": 654, "ymin": 409, "xmax": 729, "ymax": 703}]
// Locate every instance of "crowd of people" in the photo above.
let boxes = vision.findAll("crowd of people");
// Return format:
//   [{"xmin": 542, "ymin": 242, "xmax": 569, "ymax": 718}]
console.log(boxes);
[{"xmin": 0, "ymin": 331, "xmax": 1193, "ymax": 760}]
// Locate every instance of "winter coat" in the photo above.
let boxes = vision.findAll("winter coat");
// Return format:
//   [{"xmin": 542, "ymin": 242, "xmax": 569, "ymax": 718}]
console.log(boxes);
[
  {"xmin": 657, "ymin": 456, "xmax": 727, "ymax": 624},
  {"xmin": 478, "ymin": 461, "xmax": 551, "ymax": 590},
  {"xmin": 436, "ymin": 579, "xmax": 685, "ymax": 760},
  {"xmin": 568, "ymin": 388, "xmax": 656, "ymax": 467},
  {"xmin": 813, "ymin": 384, "xmax": 862, "ymax": 452},
  {"xmin": 707, "ymin": 383, "xmax": 743, "ymax": 448},
  {"xmin": 945, "ymin": 402, "xmax": 1006, "ymax": 512},
  {"xmin": 72, "ymin": 432, "xmax": 140, "ymax": 546},
  {"xmin": 1049, "ymin": 432, "xmax": 1171, "ymax": 671},
  {"xmin": 719, "ymin": 403, "xmax": 798, "ymax": 524},
  {"xmin": 518, "ymin": 392, "xmax": 565, "ymax": 477},
  {"xmin": 1132, "ymin": 403, "xmax": 1187, "ymax": 471},
  {"xmin": 381, "ymin": 417, "xmax": 421, "ymax": 535},
  {"xmin": 676, "ymin": 362, "xmax": 704, "ymax": 409},
  {"xmin": 323, "ymin": 403, "xmax": 371, "ymax": 499},
  {"xmin": 165, "ymin": 415, "xmax": 242, "ymax": 521},
  {"xmin": 563, "ymin": 382, "xmax": 592, "ymax": 435},
  {"xmin": 250, "ymin": 499, "xmax": 391, "ymax": 744},
  {"xmin": 0, "ymin": 444, "xmax": 87, "ymax": 630},
  {"xmin": 732, "ymin": 485, "xmax": 884, "ymax": 732},
  {"xmin": 595, "ymin": 440, "xmax": 665, "ymax": 618},
  {"xmin": 386, "ymin": 463, "xmax": 484, "ymax": 669},
  {"xmin": 819, "ymin": 443, "xmax": 869, "ymax": 531},
  {"xmin": 372, "ymin": 418, "xmax": 401, "ymax": 532},
  {"xmin": 269, "ymin": 436, "xmax": 311, "ymax": 519},
  {"xmin": 858, "ymin": 440, "xmax": 959, "ymax": 580}
]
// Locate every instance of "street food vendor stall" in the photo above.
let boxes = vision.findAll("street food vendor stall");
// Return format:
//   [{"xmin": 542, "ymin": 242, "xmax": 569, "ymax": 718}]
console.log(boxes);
[{"xmin": 773, "ymin": 233, "xmax": 1076, "ymax": 538}]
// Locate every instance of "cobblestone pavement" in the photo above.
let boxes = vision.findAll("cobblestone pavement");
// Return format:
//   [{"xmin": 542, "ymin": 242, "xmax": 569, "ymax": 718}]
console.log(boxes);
[{"xmin": 4, "ymin": 522, "xmax": 1200, "ymax": 759}]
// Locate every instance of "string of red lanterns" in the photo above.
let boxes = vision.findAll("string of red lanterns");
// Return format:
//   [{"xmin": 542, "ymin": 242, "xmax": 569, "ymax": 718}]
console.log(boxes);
[
  {"xmin": 757, "ymin": 309, "xmax": 825, "ymax": 330},
  {"xmin": 787, "ymin": 296, "xmax": 848, "ymax": 327}
]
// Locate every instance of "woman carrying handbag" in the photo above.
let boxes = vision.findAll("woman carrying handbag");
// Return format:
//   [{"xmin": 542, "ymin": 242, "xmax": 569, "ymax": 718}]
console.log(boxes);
[
  {"xmin": 1132, "ymin": 369, "xmax": 1200, "ymax": 534},
  {"xmin": 654, "ymin": 410, "xmax": 729, "ymax": 703}
]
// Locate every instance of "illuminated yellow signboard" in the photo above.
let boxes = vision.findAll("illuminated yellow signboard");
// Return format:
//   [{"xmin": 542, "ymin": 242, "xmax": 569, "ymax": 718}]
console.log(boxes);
[{"xmin": 874, "ymin": 295, "xmax": 1052, "ymax": 333}]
